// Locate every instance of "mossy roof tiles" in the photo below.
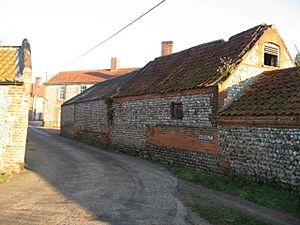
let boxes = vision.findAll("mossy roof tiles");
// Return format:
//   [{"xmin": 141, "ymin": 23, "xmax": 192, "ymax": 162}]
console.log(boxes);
[
  {"xmin": 218, "ymin": 67, "xmax": 300, "ymax": 117},
  {"xmin": 63, "ymin": 70, "xmax": 139, "ymax": 105},
  {"xmin": 116, "ymin": 24, "xmax": 271, "ymax": 97}
]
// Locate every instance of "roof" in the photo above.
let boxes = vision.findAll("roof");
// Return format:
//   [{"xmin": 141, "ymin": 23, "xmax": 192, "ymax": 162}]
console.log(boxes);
[
  {"xmin": 63, "ymin": 69, "xmax": 139, "ymax": 105},
  {"xmin": 45, "ymin": 68, "xmax": 138, "ymax": 85},
  {"xmin": 116, "ymin": 24, "xmax": 271, "ymax": 97},
  {"xmin": 218, "ymin": 67, "xmax": 300, "ymax": 117},
  {"xmin": 0, "ymin": 47, "xmax": 22, "ymax": 82},
  {"xmin": 30, "ymin": 83, "xmax": 45, "ymax": 97},
  {"xmin": 0, "ymin": 39, "xmax": 31, "ymax": 83}
]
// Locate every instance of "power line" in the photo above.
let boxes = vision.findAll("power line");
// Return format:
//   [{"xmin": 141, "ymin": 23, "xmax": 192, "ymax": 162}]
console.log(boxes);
[{"xmin": 55, "ymin": 0, "xmax": 166, "ymax": 71}]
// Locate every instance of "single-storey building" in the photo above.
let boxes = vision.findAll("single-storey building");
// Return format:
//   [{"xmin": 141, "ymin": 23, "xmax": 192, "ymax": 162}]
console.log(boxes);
[{"xmin": 61, "ymin": 24, "xmax": 299, "ymax": 188}]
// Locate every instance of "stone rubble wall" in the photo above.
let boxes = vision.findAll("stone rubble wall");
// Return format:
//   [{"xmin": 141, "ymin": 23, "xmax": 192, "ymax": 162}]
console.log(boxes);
[{"xmin": 219, "ymin": 126, "xmax": 300, "ymax": 188}]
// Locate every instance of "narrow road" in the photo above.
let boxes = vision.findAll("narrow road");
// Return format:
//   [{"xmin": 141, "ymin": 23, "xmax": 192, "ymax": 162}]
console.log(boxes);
[{"xmin": 0, "ymin": 123, "xmax": 193, "ymax": 225}]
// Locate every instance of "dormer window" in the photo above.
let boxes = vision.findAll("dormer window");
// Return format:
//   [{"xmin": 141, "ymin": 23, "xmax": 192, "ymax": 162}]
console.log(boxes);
[{"xmin": 264, "ymin": 44, "xmax": 279, "ymax": 67}]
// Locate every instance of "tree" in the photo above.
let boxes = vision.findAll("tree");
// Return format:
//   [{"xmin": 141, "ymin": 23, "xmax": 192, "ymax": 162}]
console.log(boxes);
[
  {"xmin": 294, "ymin": 45, "xmax": 300, "ymax": 67},
  {"xmin": 295, "ymin": 53, "xmax": 300, "ymax": 67}
]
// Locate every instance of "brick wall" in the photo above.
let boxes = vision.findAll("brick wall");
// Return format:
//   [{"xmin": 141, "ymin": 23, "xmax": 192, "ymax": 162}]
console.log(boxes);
[
  {"xmin": 219, "ymin": 125, "xmax": 300, "ymax": 188},
  {"xmin": 0, "ymin": 42, "xmax": 32, "ymax": 172}
]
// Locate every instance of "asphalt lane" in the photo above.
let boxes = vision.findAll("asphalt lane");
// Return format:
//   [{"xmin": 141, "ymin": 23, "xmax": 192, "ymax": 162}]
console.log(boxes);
[{"xmin": 0, "ymin": 124, "xmax": 191, "ymax": 225}]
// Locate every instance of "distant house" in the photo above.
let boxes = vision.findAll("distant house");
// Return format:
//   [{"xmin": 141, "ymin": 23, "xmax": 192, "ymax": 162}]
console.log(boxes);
[
  {"xmin": 43, "ymin": 57, "xmax": 138, "ymax": 128},
  {"xmin": 61, "ymin": 24, "xmax": 299, "ymax": 188},
  {"xmin": 0, "ymin": 39, "xmax": 32, "ymax": 172},
  {"xmin": 29, "ymin": 77, "xmax": 45, "ymax": 121}
]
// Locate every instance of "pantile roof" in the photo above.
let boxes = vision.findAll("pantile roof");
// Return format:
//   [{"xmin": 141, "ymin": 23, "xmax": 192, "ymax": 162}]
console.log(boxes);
[
  {"xmin": 46, "ymin": 68, "xmax": 138, "ymax": 85},
  {"xmin": 63, "ymin": 70, "xmax": 139, "ymax": 105},
  {"xmin": 218, "ymin": 67, "xmax": 300, "ymax": 117},
  {"xmin": 116, "ymin": 24, "xmax": 271, "ymax": 97},
  {"xmin": 0, "ymin": 47, "xmax": 21, "ymax": 82}
]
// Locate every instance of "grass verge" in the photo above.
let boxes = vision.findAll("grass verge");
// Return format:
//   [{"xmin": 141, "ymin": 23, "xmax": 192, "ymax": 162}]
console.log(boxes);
[
  {"xmin": 167, "ymin": 165, "xmax": 300, "ymax": 218},
  {"xmin": 195, "ymin": 200, "xmax": 271, "ymax": 225},
  {"xmin": 0, "ymin": 173, "xmax": 10, "ymax": 184}
]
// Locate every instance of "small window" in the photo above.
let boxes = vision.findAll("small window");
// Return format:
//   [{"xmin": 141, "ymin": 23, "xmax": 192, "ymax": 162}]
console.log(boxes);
[
  {"xmin": 264, "ymin": 44, "xmax": 279, "ymax": 67},
  {"xmin": 80, "ymin": 85, "xmax": 87, "ymax": 93},
  {"xmin": 171, "ymin": 102, "xmax": 183, "ymax": 120},
  {"xmin": 58, "ymin": 86, "xmax": 66, "ymax": 100}
]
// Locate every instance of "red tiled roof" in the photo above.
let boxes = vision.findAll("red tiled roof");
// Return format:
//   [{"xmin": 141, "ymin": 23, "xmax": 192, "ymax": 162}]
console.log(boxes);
[
  {"xmin": 46, "ymin": 68, "xmax": 138, "ymax": 85},
  {"xmin": 63, "ymin": 70, "xmax": 139, "ymax": 105},
  {"xmin": 116, "ymin": 24, "xmax": 271, "ymax": 97},
  {"xmin": 218, "ymin": 67, "xmax": 300, "ymax": 117}
]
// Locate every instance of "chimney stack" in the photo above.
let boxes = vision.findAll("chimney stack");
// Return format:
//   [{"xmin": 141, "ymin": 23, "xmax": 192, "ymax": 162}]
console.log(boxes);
[
  {"xmin": 35, "ymin": 77, "xmax": 43, "ymax": 86},
  {"xmin": 161, "ymin": 41, "xmax": 173, "ymax": 56},
  {"xmin": 111, "ymin": 57, "xmax": 120, "ymax": 71}
]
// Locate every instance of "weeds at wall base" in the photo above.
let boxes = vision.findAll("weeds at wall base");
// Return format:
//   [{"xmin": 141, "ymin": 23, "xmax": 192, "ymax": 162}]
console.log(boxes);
[
  {"xmin": 167, "ymin": 164, "xmax": 300, "ymax": 219},
  {"xmin": 0, "ymin": 173, "xmax": 11, "ymax": 184}
]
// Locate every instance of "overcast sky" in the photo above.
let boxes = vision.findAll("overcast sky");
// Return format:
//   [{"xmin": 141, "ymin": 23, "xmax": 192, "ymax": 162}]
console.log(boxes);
[{"xmin": 1, "ymin": 0, "xmax": 300, "ymax": 80}]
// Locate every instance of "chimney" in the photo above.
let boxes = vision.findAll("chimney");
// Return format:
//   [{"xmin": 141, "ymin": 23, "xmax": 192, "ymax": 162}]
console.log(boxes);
[
  {"xmin": 35, "ymin": 77, "xmax": 43, "ymax": 86},
  {"xmin": 111, "ymin": 57, "xmax": 120, "ymax": 71},
  {"xmin": 161, "ymin": 41, "xmax": 173, "ymax": 56}
]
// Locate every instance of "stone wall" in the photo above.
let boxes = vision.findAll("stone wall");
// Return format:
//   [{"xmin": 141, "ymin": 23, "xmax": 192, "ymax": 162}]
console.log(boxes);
[
  {"xmin": 61, "ymin": 100, "xmax": 109, "ymax": 146},
  {"xmin": 111, "ymin": 91, "xmax": 223, "ymax": 173},
  {"xmin": 219, "ymin": 126, "xmax": 300, "ymax": 188},
  {"xmin": 61, "ymin": 104, "xmax": 75, "ymax": 137}
]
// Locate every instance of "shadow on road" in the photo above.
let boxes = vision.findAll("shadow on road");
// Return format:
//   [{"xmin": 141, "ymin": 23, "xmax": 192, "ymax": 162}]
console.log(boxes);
[{"xmin": 24, "ymin": 122, "xmax": 188, "ymax": 225}]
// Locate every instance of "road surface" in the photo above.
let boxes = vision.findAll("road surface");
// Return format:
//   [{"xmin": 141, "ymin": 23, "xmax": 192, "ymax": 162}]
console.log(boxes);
[{"xmin": 0, "ymin": 123, "xmax": 192, "ymax": 225}]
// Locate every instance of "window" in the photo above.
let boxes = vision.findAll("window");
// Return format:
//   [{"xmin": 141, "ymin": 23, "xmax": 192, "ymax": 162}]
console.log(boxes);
[
  {"xmin": 58, "ymin": 86, "xmax": 66, "ymax": 100},
  {"xmin": 171, "ymin": 102, "xmax": 183, "ymax": 119},
  {"xmin": 264, "ymin": 44, "xmax": 279, "ymax": 67},
  {"xmin": 80, "ymin": 85, "xmax": 87, "ymax": 93}
]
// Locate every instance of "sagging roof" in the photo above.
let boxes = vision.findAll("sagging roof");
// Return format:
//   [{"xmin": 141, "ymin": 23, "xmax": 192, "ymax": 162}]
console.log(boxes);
[
  {"xmin": 0, "ymin": 39, "xmax": 31, "ymax": 83},
  {"xmin": 116, "ymin": 24, "xmax": 271, "ymax": 97},
  {"xmin": 218, "ymin": 67, "xmax": 300, "ymax": 117},
  {"xmin": 63, "ymin": 69, "xmax": 139, "ymax": 105},
  {"xmin": 45, "ymin": 68, "xmax": 139, "ymax": 85}
]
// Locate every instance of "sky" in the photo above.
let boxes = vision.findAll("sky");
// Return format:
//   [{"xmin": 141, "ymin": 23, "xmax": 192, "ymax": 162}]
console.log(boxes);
[{"xmin": 1, "ymin": 0, "xmax": 300, "ymax": 81}]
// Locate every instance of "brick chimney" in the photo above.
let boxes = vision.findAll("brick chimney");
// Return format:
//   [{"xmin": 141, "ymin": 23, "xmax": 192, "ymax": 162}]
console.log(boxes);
[
  {"xmin": 161, "ymin": 41, "xmax": 173, "ymax": 56},
  {"xmin": 35, "ymin": 77, "xmax": 43, "ymax": 86},
  {"xmin": 111, "ymin": 57, "xmax": 120, "ymax": 71}
]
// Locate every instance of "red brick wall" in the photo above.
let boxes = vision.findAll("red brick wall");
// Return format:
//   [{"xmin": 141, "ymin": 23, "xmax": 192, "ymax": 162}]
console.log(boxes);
[{"xmin": 147, "ymin": 125, "xmax": 219, "ymax": 155}]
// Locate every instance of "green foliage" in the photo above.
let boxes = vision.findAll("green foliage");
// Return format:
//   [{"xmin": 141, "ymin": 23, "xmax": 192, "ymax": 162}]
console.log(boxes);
[
  {"xmin": 295, "ymin": 53, "xmax": 300, "ymax": 67},
  {"xmin": 195, "ymin": 201, "xmax": 271, "ymax": 225},
  {"xmin": 104, "ymin": 97, "xmax": 113, "ymax": 106},
  {"xmin": 167, "ymin": 165, "xmax": 300, "ymax": 218},
  {"xmin": 217, "ymin": 57, "xmax": 237, "ymax": 77},
  {"xmin": 0, "ymin": 173, "xmax": 10, "ymax": 184}
]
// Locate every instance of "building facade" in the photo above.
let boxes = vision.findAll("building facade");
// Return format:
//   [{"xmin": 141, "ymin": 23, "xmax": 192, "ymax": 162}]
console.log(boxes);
[
  {"xmin": 44, "ymin": 58, "xmax": 138, "ymax": 128},
  {"xmin": 29, "ymin": 77, "xmax": 45, "ymax": 121},
  {"xmin": 0, "ymin": 39, "xmax": 32, "ymax": 172},
  {"xmin": 61, "ymin": 24, "xmax": 299, "ymax": 188}
]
